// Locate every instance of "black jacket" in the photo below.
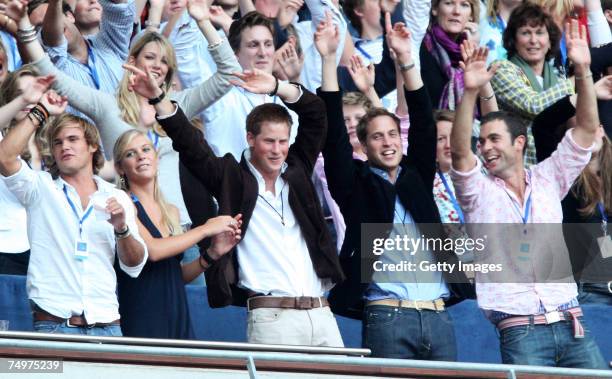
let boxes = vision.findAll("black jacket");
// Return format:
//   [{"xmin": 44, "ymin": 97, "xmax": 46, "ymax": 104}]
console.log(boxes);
[
  {"xmin": 318, "ymin": 86, "xmax": 475, "ymax": 319},
  {"xmin": 157, "ymin": 88, "xmax": 344, "ymax": 308}
]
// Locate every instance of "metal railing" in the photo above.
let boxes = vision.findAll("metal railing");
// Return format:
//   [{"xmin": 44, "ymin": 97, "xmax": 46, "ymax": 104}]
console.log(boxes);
[{"xmin": 0, "ymin": 332, "xmax": 611, "ymax": 378}]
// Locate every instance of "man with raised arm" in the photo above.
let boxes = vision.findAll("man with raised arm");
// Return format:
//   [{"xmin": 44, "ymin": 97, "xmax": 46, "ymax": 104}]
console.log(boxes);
[
  {"xmin": 123, "ymin": 59, "xmax": 345, "ymax": 346},
  {"xmin": 317, "ymin": 13, "xmax": 474, "ymax": 360},
  {"xmin": 0, "ymin": 76, "xmax": 147, "ymax": 335},
  {"xmin": 449, "ymin": 21, "xmax": 607, "ymax": 368}
]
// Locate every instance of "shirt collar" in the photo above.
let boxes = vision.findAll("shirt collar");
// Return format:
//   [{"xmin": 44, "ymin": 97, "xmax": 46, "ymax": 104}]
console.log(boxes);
[
  {"xmin": 243, "ymin": 148, "xmax": 288, "ymax": 195},
  {"xmin": 55, "ymin": 175, "xmax": 110, "ymax": 194},
  {"xmin": 369, "ymin": 165, "xmax": 402, "ymax": 184}
]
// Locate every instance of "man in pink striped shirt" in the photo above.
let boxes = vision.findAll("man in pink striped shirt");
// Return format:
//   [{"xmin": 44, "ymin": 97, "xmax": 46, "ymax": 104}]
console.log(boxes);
[{"xmin": 449, "ymin": 22, "xmax": 606, "ymax": 368}]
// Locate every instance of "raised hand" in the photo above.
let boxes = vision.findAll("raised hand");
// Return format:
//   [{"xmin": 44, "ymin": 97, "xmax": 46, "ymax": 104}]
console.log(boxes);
[
  {"xmin": 274, "ymin": 40, "xmax": 303, "ymax": 82},
  {"xmin": 187, "ymin": 0, "xmax": 210, "ymax": 22},
  {"xmin": 231, "ymin": 68, "xmax": 277, "ymax": 94},
  {"xmin": 348, "ymin": 55, "xmax": 375, "ymax": 94},
  {"xmin": 4, "ymin": 0, "xmax": 27, "ymax": 23},
  {"xmin": 459, "ymin": 42, "xmax": 497, "ymax": 91},
  {"xmin": 21, "ymin": 75, "xmax": 56, "ymax": 105},
  {"xmin": 384, "ymin": 12, "xmax": 411, "ymax": 63},
  {"xmin": 314, "ymin": 11, "xmax": 339, "ymax": 59},
  {"xmin": 277, "ymin": 0, "xmax": 303, "ymax": 28},
  {"xmin": 209, "ymin": 5, "xmax": 233, "ymax": 32},
  {"xmin": 122, "ymin": 64, "xmax": 162, "ymax": 99},
  {"xmin": 565, "ymin": 19, "xmax": 591, "ymax": 68},
  {"xmin": 594, "ymin": 75, "xmax": 612, "ymax": 100},
  {"xmin": 40, "ymin": 90, "xmax": 68, "ymax": 116}
]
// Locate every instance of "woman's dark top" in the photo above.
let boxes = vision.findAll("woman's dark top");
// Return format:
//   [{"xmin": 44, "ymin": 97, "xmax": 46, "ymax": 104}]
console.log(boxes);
[{"xmin": 116, "ymin": 195, "xmax": 194, "ymax": 339}]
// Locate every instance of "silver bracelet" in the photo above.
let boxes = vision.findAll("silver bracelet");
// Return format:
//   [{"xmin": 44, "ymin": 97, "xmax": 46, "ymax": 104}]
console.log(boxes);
[
  {"xmin": 575, "ymin": 72, "xmax": 593, "ymax": 81},
  {"xmin": 480, "ymin": 92, "xmax": 495, "ymax": 101},
  {"xmin": 399, "ymin": 62, "xmax": 415, "ymax": 72}
]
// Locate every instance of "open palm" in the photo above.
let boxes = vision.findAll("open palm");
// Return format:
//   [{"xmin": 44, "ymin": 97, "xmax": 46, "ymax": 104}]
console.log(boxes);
[{"xmin": 460, "ymin": 43, "xmax": 497, "ymax": 91}]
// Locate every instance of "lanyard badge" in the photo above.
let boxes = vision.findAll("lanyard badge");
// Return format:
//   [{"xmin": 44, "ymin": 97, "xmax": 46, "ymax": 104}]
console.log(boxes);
[{"xmin": 63, "ymin": 185, "xmax": 93, "ymax": 261}]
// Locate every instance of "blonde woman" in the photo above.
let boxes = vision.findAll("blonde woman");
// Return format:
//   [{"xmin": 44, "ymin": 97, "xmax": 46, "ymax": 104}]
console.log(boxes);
[
  {"xmin": 9, "ymin": 0, "xmax": 240, "ymax": 227},
  {"xmin": 113, "ymin": 129, "xmax": 242, "ymax": 338}
]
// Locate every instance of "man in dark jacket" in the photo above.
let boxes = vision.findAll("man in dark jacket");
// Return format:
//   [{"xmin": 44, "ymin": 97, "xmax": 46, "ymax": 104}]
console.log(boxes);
[
  {"xmin": 315, "ymin": 13, "xmax": 474, "ymax": 360},
  {"xmin": 130, "ymin": 62, "xmax": 345, "ymax": 347}
]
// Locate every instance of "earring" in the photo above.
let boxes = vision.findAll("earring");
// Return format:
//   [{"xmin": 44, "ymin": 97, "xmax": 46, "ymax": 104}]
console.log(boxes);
[{"xmin": 118, "ymin": 176, "xmax": 126, "ymax": 187}]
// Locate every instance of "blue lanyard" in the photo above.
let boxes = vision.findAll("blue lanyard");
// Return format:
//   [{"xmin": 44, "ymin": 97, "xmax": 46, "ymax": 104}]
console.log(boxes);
[
  {"xmin": 597, "ymin": 202, "xmax": 608, "ymax": 223},
  {"xmin": 559, "ymin": 34, "xmax": 567, "ymax": 67},
  {"xmin": 354, "ymin": 40, "xmax": 373, "ymax": 61},
  {"xmin": 597, "ymin": 202, "xmax": 608, "ymax": 235},
  {"xmin": 147, "ymin": 130, "xmax": 160, "ymax": 150},
  {"xmin": 508, "ymin": 190, "xmax": 532, "ymax": 224},
  {"xmin": 438, "ymin": 171, "xmax": 465, "ymax": 224},
  {"xmin": 493, "ymin": 14, "xmax": 506, "ymax": 31},
  {"xmin": 63, "ymin": 185, "xmax": 94, "ymax": 236},
  {"xmin": 85, "ymin": 41, "xmax": 101, "ymax": 90}
]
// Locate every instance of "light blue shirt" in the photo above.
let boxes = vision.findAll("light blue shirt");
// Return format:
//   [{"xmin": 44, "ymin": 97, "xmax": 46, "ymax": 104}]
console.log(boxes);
[
  {"xmin": 0, "ymin": 31, "xmax": 22, "ymax": 71},
  {"xmin": 44, "ymin": 0, "xmax": 135, "ymax": 95},
  {"xmin": 365, "ymin": 166, "xmax": 450, "ymax": 302}
]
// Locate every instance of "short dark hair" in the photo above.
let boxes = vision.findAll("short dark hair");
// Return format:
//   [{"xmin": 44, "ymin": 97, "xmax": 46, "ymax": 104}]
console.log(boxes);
[
  {"xmin": 356, "ymin": 107, "xmax": 401, "ymax": 143},
  {"xmin": 246, "ymin": 103, "xmax": 293, "ymax": 136},
  {"xmin": 603, "ymin": 0, "xmax": 612, "ymax": 11},
  {"xmin": 503, "ymin": 3, "xmax": 561, "ymax": 61},
  {"xmin": 228, "ymin": 11, "xmax": 275, "ymax": 52},
  {"xmin": 343, "ymin": 0, "xmax": 365, "ymax": 35},
  {"xmin": 480, "ymin": 111, "xmax": 529, "ymax": 155}
]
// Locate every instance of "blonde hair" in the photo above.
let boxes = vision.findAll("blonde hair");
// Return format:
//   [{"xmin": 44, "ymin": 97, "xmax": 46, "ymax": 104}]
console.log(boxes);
[
  {"xmin": 46, "ymin": 114, "xmax": 105, "ymax": 178},
  {"xmin": 530, "ymin": 0, "xmax": 574, "ymax": 21},
  {"xmin": 113, "ymin": 129, "xmax": 182, "ymax": 236},
  {"xmin": 432, "ymin": 0, "xmax": 481, "ymax": 24},
  {"xmin": 116, "ymin": 32, "xmax": 177, "ymax": 137},
  {"xmin": 572, "ymin": 135, "xmax": 612, "ymax": 217}
]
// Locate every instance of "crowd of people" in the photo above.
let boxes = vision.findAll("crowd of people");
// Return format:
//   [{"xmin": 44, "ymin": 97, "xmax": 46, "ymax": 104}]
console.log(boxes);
[{"xmin": 0, "ymin": 0, "xmax": 611, "ymax": 370}]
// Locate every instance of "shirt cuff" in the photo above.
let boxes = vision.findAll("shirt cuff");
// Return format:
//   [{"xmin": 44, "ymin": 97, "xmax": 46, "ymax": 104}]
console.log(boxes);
[
  {"xmin": 156, "ymin": 102, "xmax": 179, "ymax": 120},
  {"xmin": 449, "ymin": 154, "xmax": 481, "ymax": 178},
  {"xmin": 282, "ymin": 83, "xmax": 303, "ymax": 104}
]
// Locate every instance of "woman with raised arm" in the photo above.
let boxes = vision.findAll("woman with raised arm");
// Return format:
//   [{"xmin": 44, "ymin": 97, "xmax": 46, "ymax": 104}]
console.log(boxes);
[
  {"xmin": 0, "ymin": 72, "xmax": 66, "ymax": 275},
  {"xmin": 112, "ymin": 129, "xmax": 242, "ymax": 338},
  {"xmin": 6, "ymin": 0, "xmax": 241, "ymax": 228}
]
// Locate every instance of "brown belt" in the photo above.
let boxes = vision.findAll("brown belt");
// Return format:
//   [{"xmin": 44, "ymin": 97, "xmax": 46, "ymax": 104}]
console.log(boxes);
[
  {"xmin": 33, "ymin": 311, "xmax": 120, "ymax": 328},
  {"xmin": 247, "ymin": 296, "xmax": 329, "ymax": 311},
  {"xmin": 367, "ymin": 298, "xmax": 446, "ymax": 311}
]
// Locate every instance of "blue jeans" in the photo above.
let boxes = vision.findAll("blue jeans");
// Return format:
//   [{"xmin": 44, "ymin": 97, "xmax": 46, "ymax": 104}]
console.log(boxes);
[
  {"xmin": 363, "ymin": 305, "xmax": 457, "ymax": 360},
  {"xmin": 499, "ymin": 320, "xmax": 607, "ymax": 368},
  {"xmin": 577, "ymin": 283, "xmax": 612, "ymax": 306},
  {"xmin": 33, "ymin": 321, "xmax": 122, "ymax": 337}
]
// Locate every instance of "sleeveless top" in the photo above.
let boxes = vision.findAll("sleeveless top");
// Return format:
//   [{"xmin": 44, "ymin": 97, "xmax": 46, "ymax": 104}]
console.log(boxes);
[{"xmin": 115, "ymin": 196, "xmax": 194, "ymax": 339}]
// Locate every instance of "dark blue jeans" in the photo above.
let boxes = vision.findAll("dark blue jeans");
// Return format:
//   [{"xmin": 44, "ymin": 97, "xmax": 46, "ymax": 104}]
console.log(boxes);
[
  {"xmin": 499, "ymin": 320, "xmax": 607, "ymax": 368},
  {"xmin": 363, "ymin": 305, "xmax": 457, "ymax": 360}
]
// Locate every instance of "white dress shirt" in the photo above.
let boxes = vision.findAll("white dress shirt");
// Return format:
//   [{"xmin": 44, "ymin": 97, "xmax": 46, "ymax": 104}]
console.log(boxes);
[
  {"xmin": 1, "ymin": 163, "xmax": 147, "ymax": 323},
  {"xmin": 236, "ymin": 151, "xmax": 332, "ymax": 297}
]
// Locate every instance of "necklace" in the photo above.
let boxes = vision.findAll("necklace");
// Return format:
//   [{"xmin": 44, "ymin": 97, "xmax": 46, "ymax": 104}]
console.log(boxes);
[{"xmin": 257, "ymin": 185, "xmax": 285, "ymax": 226}]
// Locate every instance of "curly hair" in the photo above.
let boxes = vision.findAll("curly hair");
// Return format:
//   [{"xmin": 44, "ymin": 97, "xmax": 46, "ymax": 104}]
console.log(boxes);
[{"xmin": 503, "ymin": 3, "xmax": 561, "ymax": 61}]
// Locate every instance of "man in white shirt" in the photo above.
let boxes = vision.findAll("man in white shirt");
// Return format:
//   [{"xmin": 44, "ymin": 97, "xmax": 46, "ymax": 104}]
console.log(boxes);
[
  {"xmin": 0, "ymin": 99, "xmax": 147, "ymax": 336},
  {"xmin": 138, "ymin": 63, "xmax": 345, "ymax": 346}
]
